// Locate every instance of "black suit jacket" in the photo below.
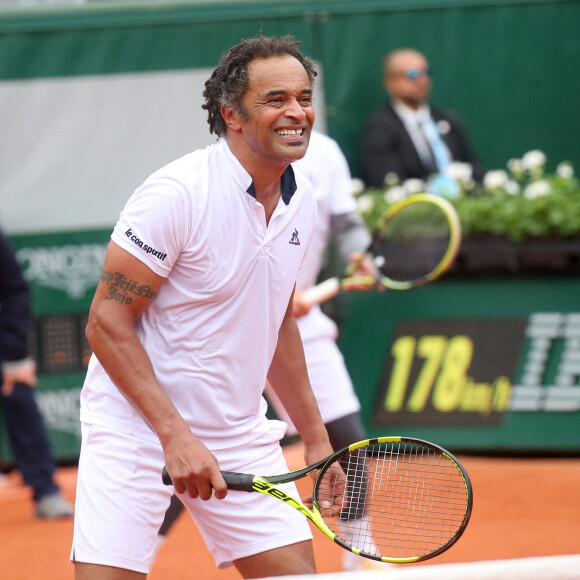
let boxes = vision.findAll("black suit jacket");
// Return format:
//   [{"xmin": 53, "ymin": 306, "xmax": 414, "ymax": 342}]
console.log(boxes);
[
  {"xmin": 0, "ymin": 230, "xmax": 32, "ymax": 366},
  {"xmin": 359, "ymin": 103, "xmax": 485, "ymax": 188}
]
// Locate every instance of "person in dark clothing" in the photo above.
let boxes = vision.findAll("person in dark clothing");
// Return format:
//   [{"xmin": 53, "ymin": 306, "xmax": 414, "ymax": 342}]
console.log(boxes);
[
  {"xmin": 359, "ymin": 48, "xmax": 485, "ymax": 189},
  {"xmin": 0, "ymin": 229, "xmax": 74, "ymax": 518}
]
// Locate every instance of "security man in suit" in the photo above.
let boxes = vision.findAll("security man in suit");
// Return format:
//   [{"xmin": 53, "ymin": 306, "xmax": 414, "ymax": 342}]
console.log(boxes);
[
  {"xmin": 359, "ymin": 48, "xmax": 485, "ymax": 189},
  {"xmin": 0, "ymin": 229, "xmax": 74, "ymax": 519}
]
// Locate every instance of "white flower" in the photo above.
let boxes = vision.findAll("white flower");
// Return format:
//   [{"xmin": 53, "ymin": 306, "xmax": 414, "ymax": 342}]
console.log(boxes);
[
  {"xmin": 463, "ymin": 179, "xmax": 476, "ymax": 191},
  {"xmin": 523, "ymin": 180, "xmax": 551, "ymax": 200},
  {"xmin": 383, "ymin": 172, "xmax": 400, "ymax": 187},
  {"xmin": 384, "ymin": 186, "xmax": 408, "ymax": 204},
  {"xmin": 504, "ymin": 180, "xmax": 521, "ymax": 195},
  {"xmin": 522, "ymin": 149, "xmax": 547, "ymax": 170},
  {"xmin": 483, "ymin": 170, "xmax": 509, "ymax": 190},
  {"xmin": 507, "ymin": 158, "xmax": 525, "ymax": 179},
  {"xmin": 351, "ymin": 178, "xmax": 365, "ymax": 196},
  {"xmin": 402, "ymin": 178, "xmax": 426, "ymax": 195},
  {"xmin": 445, "ymin": 162, "xmax": 473, "ymax": 185},
  {"xmin": 556, "ymin": 162, "xmax": 574, "ymax": 179},
  {"xmin": 356, "ymin": 194, "xmax": 375, "ymax": 214},
  {"xmin": 507, "ymin": 158, "xmax": 523, "ymax": 172}
]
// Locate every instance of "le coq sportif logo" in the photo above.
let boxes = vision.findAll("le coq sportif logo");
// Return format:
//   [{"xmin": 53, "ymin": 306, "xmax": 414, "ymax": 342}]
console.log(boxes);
[{"xmin": 289, "ymin": 228, "xmax": 300, "ymax": 246}]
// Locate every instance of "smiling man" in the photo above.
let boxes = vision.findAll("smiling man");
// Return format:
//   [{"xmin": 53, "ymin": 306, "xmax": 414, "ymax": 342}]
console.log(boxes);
[{"xmin": 71, "ymin": 35, "xmax": 337, "ymax": 580}]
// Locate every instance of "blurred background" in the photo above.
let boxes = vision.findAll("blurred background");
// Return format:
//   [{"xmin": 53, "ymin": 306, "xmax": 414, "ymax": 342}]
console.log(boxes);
[{"xmin": 1, "ymin": 0, "xmax": 579, "ymax": 468}]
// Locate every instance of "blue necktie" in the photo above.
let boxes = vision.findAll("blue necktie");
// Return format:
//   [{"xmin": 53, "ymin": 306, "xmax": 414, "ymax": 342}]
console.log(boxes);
[{"xmin": 420, "ymin": 116, "xmax": 451, "ymax": 171}]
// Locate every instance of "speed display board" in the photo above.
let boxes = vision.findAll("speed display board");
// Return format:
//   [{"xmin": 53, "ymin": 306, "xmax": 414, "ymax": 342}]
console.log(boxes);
[{"xmin": 373, "ymin": 319, "xmax": 527, "ymax": 427}]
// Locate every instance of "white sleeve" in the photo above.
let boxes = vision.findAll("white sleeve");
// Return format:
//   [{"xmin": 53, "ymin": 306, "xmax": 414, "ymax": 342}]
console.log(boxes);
[
  {"xmin": 326, "ymin": 138, "xmax": 358, "ymax": 216},
  {"xmin": 111, "ymin": 177, "xmax": 196, "ymax": 278}
]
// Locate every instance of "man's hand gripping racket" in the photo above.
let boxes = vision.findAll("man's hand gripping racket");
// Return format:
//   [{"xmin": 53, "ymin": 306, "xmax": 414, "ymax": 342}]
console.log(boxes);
[
  {"xmin": 162, "ymin": 436, "xmax": 473, "ymax": 564},
  {"xmin": 303, "ymin": 193, "xmax": 462, "ymax": 308}
]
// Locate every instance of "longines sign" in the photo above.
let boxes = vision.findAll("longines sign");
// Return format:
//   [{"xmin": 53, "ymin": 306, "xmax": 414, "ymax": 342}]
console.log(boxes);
[{"xmin": 17, "ymin": 243, "xmax": 108, "ymax": 299}]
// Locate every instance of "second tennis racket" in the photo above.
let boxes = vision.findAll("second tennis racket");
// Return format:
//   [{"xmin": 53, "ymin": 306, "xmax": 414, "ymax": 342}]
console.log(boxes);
[{"xmin": 302, "ymin": 193, "xmax": 462, "ymax": 307}]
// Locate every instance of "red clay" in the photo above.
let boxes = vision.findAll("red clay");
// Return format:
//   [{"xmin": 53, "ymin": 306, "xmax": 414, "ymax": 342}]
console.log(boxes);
[{"xmin": 1, "ymin": 443, "xmax": 579, "ymax": 579}]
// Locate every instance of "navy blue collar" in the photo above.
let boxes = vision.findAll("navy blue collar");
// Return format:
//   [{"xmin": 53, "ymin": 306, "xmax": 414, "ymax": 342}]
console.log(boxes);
[{"xmin": 246, "ymin": 165, "xmax": 297, "ymax": 206}]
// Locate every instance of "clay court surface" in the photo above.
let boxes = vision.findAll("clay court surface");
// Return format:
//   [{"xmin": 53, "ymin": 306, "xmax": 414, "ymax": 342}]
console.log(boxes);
[{"xmin": 1, "ymin": 442, "xmax": 579, "ymax": 579}]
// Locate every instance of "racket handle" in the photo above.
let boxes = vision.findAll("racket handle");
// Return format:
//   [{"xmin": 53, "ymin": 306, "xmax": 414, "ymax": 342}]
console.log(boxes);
[
  {"xmin": 302, "ymin": 277, "xmax": 341, "ymax": 308},
  {"xmin": 161, "ymin": 467, "xmax": 255, "ymax": 492},
  {"xmin": 221, "ymin": 471, "xmax": 256, "ymax": 491}
]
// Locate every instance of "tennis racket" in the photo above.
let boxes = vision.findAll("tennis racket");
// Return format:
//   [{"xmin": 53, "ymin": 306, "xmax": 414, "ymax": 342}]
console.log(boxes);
[
  {"xmin": 162, "ymin": 436, "xmax": 473, "ymax": 564},
  {"xmin": 302, "ymin": 193, "xmax": 462, "ymax": 308}
]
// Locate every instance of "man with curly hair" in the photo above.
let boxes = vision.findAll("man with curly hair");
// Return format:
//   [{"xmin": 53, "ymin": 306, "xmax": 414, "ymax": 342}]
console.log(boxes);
[{"xmin": 71, "ymin": 35, "xmax": 338, "ymax": 579}]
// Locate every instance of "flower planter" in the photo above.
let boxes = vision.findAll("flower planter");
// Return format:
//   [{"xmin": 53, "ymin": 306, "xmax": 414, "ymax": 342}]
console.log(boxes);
[{"xmin": 450, "ymin": 235, "xmax": 580, "ymax": 275}]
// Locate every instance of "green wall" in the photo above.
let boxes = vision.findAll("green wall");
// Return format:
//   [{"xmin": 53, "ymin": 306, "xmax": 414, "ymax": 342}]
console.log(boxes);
[
  {"xmin": 318, "ymin": 0, "xmax": 580, "ymax": 175},
  {"xmin": 1, "ymin": 0, "xmax": 578, "ymax": 176},
  {"xmin": 338, "ymin": 276, "xmax": 580, "ymax": 454},
  {"xmin": 1, "ymin": 0, "xmax": 579, "ymax": 460},
  {"xmin": 4, "ymin": 231, "xmax": 580, "ymax": 460}
]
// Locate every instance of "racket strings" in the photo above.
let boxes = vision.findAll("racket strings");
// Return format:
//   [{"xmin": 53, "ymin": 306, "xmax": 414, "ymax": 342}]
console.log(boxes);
[
  {"xmin": 373, "ymin": 202, "xmax": 452, "ymax": 283},
  {"xmin": 315, "ymin": 441, "xmax": 469, "ymax": 560}
]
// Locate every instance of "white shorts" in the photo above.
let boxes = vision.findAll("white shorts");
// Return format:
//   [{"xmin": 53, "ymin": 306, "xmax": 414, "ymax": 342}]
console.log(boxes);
[
  {"xmin": 71, "ymin": 423, "xmax": 312, "ymax": 573},
  {"xmin": 268, "ymin": 336, "xmax": 361, "ymax": 435}
]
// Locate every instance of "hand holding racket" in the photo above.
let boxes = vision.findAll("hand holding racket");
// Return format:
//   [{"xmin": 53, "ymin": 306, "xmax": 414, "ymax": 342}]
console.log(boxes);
[
  {"xmin": 302, "ymin": 193, "xmax": 462, "ymax": 308},
  {"xmin": 162, "ymin": 436, "xmax": 473, "ymax": 564}
]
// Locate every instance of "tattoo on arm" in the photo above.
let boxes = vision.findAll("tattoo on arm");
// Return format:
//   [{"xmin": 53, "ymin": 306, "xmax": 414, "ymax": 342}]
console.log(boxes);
[{"xmin": 100, "ymin": 270, "xmax": 158, "ymax": 305}]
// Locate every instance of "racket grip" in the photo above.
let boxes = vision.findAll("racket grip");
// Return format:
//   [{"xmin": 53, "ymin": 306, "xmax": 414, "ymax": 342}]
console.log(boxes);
[
  {"xmin": 161, "ymin": 467, "xmax": 255, "ymax": 492},
  {"xmin": 302, "ymin": 277, "xmax": 341, "ymax": 308},
  {"xmin": 221, "ymin": 471, "xmax": 256, "ymax": 492}
]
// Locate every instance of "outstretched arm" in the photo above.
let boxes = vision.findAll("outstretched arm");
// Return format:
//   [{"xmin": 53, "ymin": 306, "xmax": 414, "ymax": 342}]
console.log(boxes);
[{"xmin": 86, "ymin": 241, "xmax": 226, "ymax": 500}]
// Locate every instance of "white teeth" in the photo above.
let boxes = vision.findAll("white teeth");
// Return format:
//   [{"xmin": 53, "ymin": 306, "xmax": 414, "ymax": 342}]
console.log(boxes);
[{"xmin": 276, "ymin": 129, "xmax": 303, "ymax": 136}]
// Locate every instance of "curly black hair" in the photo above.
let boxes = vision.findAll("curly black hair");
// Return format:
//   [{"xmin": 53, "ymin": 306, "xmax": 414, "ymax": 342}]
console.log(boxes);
[{"xmin": 203, "ymin": 35, "xmax": 317, "ymax": 137}]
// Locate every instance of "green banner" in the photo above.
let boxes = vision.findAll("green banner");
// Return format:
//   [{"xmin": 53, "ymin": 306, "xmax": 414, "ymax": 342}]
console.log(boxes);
[
  {"xmin": 339, "ymin": 278, "xmax": 580, "ymax": 453},
  {"xmin": 0, "ymin": 232, "xmax": 107, "ymax": 464},
  {"xmin": 2, "ymin": 0, "xmax": 580, "ymax": 459},
  {"xmin": 11, "ymin": 230, "xmax": 111, "ymax": 314}
]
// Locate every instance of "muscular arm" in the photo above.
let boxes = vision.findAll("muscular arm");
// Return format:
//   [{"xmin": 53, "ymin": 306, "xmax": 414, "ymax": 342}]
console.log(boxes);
[
  {"xmin": 330, "ymin": 210, "xmax": 372, "ymax": 264},
  {"xmin": 267, "ymin": 286, "xmax": 333, "ymax": 465},
  {"xmin": 86, "ymin": 241, "xmax": 226, "ymax": 500}
]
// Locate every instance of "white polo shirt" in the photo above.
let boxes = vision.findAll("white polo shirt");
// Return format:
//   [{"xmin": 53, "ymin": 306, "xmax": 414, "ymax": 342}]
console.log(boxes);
[{"xmin": 80, "ymin": 138, "xmax": 316, "ymax": 451}]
